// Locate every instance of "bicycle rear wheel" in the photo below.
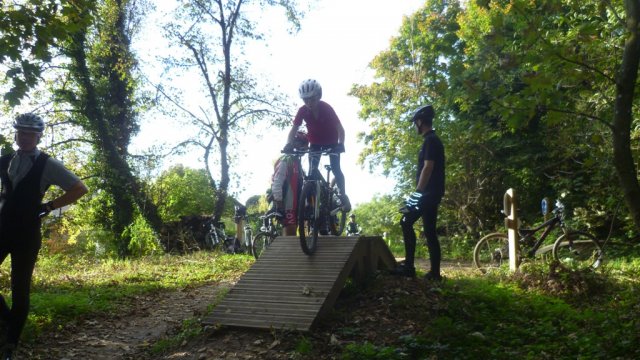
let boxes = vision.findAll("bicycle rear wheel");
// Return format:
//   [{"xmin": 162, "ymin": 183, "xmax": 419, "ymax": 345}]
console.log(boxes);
[
  {"xmin": 252, "ymin": 231, "xmax": 274, "ymax": 259},
  {"xmin": 298, "ymin": 181, "xmax": 320, "ymax": 255},
  {"xmin": 552, "ymin": 231, "xmax": 603, "ymax": 270},
  {"xmin": 473, "ymin": 233, "xmax": 509, "ymax": 272}
]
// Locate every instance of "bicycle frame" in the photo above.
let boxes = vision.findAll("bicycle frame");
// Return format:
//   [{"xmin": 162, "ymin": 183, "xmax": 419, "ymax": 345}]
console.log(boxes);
[
  {"xmin": 520, "ymin": 215, "xmax": 562, "ymax": 258},
  {"xmin": 288, "ymin": 148, "xmax": 346, "ymax": 255}
]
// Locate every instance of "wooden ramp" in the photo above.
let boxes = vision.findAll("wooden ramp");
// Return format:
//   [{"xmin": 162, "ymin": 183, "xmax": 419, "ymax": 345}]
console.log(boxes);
[{"xmin": 203, "ymin": 235, "xmax": 396, "ymax": 331}]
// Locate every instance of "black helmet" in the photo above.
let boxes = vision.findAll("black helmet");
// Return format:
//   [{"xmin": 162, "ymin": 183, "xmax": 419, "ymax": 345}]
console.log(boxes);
[
  {"xmin": 349, "ymin": 214, "xmax": 355, "ymax": 218},
  {"xmin": 410, "ymin": 105, "xmax": 434, "ymax": 124}
]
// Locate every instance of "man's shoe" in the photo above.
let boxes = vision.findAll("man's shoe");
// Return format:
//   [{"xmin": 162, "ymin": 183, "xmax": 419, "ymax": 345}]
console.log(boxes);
[
  {"xmin": 389, "ymin": 264, "xmax": 416, "ymax": 278},
  {"xmin": 423, "ymin": 271, "xmax": 443, "ymax": 283}
]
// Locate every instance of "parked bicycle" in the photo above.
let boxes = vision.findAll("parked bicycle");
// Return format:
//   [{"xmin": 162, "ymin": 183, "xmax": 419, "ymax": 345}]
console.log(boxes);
[
  {"xmin": 234, "ymin": 205, "xmax": 254, "ymax": 257},
  {"xmin": 283, "ymin": 148, "xmax": 347, "ymax": 255},
  {"xmin": 473, "ymin": 199, "xmax": 603, "ymax": 272},
  {"xmin": 251, "ymin": 210, "xmax": 283, "ymax": 258},
  {"xmin": 204, "ymin": 216, "xmax": 250, "ymax": 255}
]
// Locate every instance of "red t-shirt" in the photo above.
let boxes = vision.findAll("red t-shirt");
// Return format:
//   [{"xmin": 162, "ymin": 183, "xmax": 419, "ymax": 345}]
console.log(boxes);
[{"xmin": 293, "ymin": 101, "xmax": 341, "ymax": 145}]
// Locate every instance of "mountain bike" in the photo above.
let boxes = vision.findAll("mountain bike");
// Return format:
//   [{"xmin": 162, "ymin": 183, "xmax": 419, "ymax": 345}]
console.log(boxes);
[
  {"xmin": 234, "ymin": 205, "xmax": 254, "ymax": 257},
  {"xmin": 251, "ymin": 210, "xmax": 283, "ymax": 258},
  {"xmin": 204, "ymin": 217, "xmax": 249, "ymax": 255},
  {"xmin": 473, "ymin": 199, "xmax": 603, "ymax": 272},
  {"xmin": 292, "ymin": 148, "xmax": 347, "ymax": 255}
]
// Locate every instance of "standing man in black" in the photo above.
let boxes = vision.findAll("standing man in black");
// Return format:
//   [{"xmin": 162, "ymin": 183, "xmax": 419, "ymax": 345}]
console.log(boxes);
[
  {"xmin": 0, "ymin": 113, "xmax": 88, "ymax": 359},
  {"xmin": 391, "ymin": 105, "xmax": 445, "ymax": 281}
]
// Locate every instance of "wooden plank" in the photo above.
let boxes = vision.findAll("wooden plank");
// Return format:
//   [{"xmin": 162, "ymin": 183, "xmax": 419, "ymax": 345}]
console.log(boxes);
[{"xmin": 203, "ymin": 235, "xmax": 396, "ymax": 332}]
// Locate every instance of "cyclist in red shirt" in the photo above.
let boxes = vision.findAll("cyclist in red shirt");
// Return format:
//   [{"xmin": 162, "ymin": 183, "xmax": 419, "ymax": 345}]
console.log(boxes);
[{"xmin": 284, "ymin": 79, "xmax": 351, "ymax": 211}]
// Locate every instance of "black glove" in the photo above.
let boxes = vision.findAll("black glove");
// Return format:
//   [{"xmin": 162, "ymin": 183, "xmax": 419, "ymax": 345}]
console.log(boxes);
[
  {"xmin": 39, "ymin": 201, "xmax": 55, "ymax": 218},
  {"xmin": 333, "ymin": 143, "xmax": 345, "ymax": 153},
  {"xmin": 399, "ymin": 192, "xmax": 424, "ymax": 214}
]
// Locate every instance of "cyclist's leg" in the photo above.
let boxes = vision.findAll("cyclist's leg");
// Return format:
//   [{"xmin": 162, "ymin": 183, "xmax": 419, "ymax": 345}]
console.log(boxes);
[
  {"xmin": 329, "ymin": 152, "xmax": 350, "ymax": 211},
  {"xmin": 421, "ymin": 194, "xmax": 442, "ymax": 277},
  {"xmin": 329, "ymin": 152, "xmax": 345, "ymax": 195},
  {"xmin": 7, "ymin": 232, "xmax": 40, "ymax": 348},
  {"xmin": 399, "ymin": 210, "xmax": 422, "ymax": 271}
]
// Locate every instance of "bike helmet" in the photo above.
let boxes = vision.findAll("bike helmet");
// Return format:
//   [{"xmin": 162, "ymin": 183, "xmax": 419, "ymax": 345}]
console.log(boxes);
[
  {"xmin": 349, "ymin": 214, "xmax": 355, "ymax": 218},
  {"xmin": 410, "ymin": 105, "xmax": 434, "ymax": 125},
  {"xmin": 13, "ymin": 113, "xmax": 45, "ymax": 133},
  {"xmin": 298, "ymin": 79, "xmax": 322, "ymax": 99}
]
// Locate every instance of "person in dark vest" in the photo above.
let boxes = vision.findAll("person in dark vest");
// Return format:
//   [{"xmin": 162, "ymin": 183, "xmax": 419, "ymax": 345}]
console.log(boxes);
[
  {"xmin": 0, "ymin": 113, "xmax": 88, "ymax": 359},
  {"xmin": 391, "ymin": 105, "xmax": 445, "ymax": 282},
  {"xmin": 346, "ymin": 214, "xmax": 360, "ymax": 236}
]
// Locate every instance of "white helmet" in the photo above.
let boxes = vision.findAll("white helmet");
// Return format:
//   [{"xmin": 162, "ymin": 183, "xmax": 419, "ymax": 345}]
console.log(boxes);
[
  {"xmin": 13, "ymin": 113, "xmax": 45, "ymax": 133},
  {"xmin": 298, "ymin": 79, "xmax": 322, "ymax": 99}
]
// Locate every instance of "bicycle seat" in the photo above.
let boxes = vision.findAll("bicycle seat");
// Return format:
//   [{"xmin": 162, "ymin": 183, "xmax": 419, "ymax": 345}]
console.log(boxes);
[{"xmin": 518, "ymin": 228, "xmax": 536, "ymax": 237}]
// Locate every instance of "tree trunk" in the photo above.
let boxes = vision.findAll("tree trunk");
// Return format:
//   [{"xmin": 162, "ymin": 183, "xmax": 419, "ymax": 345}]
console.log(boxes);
[
  {"xmin": 68, "ymin": 28, "xmax": 164, "ymax": 256},
  {"xmin": 613, "ymin": 0, "xmax": 640, "ymax": 236}
]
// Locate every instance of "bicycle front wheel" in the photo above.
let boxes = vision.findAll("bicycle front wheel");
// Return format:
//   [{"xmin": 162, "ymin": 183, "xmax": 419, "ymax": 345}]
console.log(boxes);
[
  {"xmin": 298, "ymin": 181, "xmax": 320, "ymax": 255},
  {"xmin": 552, "ymin": 231, "xmax": 603, "ymax": 270},
  {"xmin": 252, "ymin": 231, "xmax": 274, "ymax": 259},
  {"xmin": 473, "ymin": 233, "xmax": 509, "ymax": 272}
]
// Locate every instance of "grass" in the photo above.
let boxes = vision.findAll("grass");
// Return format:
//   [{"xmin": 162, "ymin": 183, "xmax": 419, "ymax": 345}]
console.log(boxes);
[
  {"xmin": 0, "ymin": 251, "xmax": 253, "ymax": 343},
  {"xmin": 2, "ymin": 242, "xmax": 639, "ymax": 359},
  {"xmin": 334, "ymin": 258, "xmax": 640, "ymax": 360}
]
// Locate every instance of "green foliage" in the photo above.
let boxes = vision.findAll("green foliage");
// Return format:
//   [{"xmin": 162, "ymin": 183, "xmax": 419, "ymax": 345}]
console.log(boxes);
[
  {"xmin": 0, "ymin": 1, "xmax": 96, "ymax": 104},
  {"xmin": 123, "ymin": 213, "xmax": 162, "ymax": 256},
  {"xmin": 150, "ymin": 165, "xmax": 216, "ymax": 222},
  {"xmin": 352, "ymin": 194, "xmax": 403, "ymax": 243},
  {"xmin": 294, "ymin": 336, "xmax": 313, "ymax": 355}
]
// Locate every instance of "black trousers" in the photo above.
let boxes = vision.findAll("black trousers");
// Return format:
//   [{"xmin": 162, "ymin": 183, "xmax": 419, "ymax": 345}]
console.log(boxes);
[
  {"xmin": 400, "ymin": 193, "xmax": 442, "ymax": 274},
  {"xmin": 308, "ymin": 144, "xmax": 346, "ymax": 196},
  {"xmin": 0, "ymin": 225, "xmax": 41, "ymax": 346}
]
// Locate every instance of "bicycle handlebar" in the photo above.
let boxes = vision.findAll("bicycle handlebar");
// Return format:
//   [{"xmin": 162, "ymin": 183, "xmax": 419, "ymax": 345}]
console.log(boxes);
[{"xmin": 281, "ymin": 148, "xmax": 340, "ymax": 157}]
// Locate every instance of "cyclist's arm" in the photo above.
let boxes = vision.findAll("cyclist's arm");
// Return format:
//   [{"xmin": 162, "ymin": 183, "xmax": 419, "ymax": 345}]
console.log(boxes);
[
  {"xmin": 416, "ymin": 160, "xmax": 434, "ymax": 193},
  {"xmin": 286, "ymin": 124, "xmax": 300, "ymax": 144}
]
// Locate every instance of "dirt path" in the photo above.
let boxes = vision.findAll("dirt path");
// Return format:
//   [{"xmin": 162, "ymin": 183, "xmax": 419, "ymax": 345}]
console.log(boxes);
[{"xmin": 17, "ymin": 284, "xmax": 232, "ymax": 360}]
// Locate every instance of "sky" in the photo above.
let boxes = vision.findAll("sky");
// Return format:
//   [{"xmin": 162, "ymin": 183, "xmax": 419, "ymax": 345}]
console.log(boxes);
[{"xmin": 133, "ymin": 0, "xmax": 425, "ymax": 207}]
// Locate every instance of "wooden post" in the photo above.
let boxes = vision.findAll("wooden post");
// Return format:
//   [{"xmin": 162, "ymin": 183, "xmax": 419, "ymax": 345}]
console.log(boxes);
[
  {"xmin": 236, "ymin": 219, "xmax": 244, "ymax": 244},
  {"xmin": 503, "ymin": 189, "xmax": 520, "ymax": 271}
]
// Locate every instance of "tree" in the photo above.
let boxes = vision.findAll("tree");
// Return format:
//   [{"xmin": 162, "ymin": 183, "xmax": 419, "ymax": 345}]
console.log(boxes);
[
  {"xmin": 456, "ymin": 0, "xmax": 640, "ymax": 235},
  {"xmin": 59, "ymin": 0, "xmax": 165, "ymax": 256},
  {"xmin": 1, "ymin": 1, "xmax": 166, "ymax": 256},
  {"xmin": 159, "ymin": 0, "xmax": 303, "ymax": 223},
  {"xmin": 0, "ymin": 1, "xmax": 83, "ymax": 105},
  {"xmin": 354, "ymin": 195, "xmax": 403, "ymax": 242},
  {"xmin": 352, "ymin": 0, "xmax": 640, "ymax": 238},
  {"xmin": 151, "ymin": 165, "xmax": 215, "ymax": 222}
]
